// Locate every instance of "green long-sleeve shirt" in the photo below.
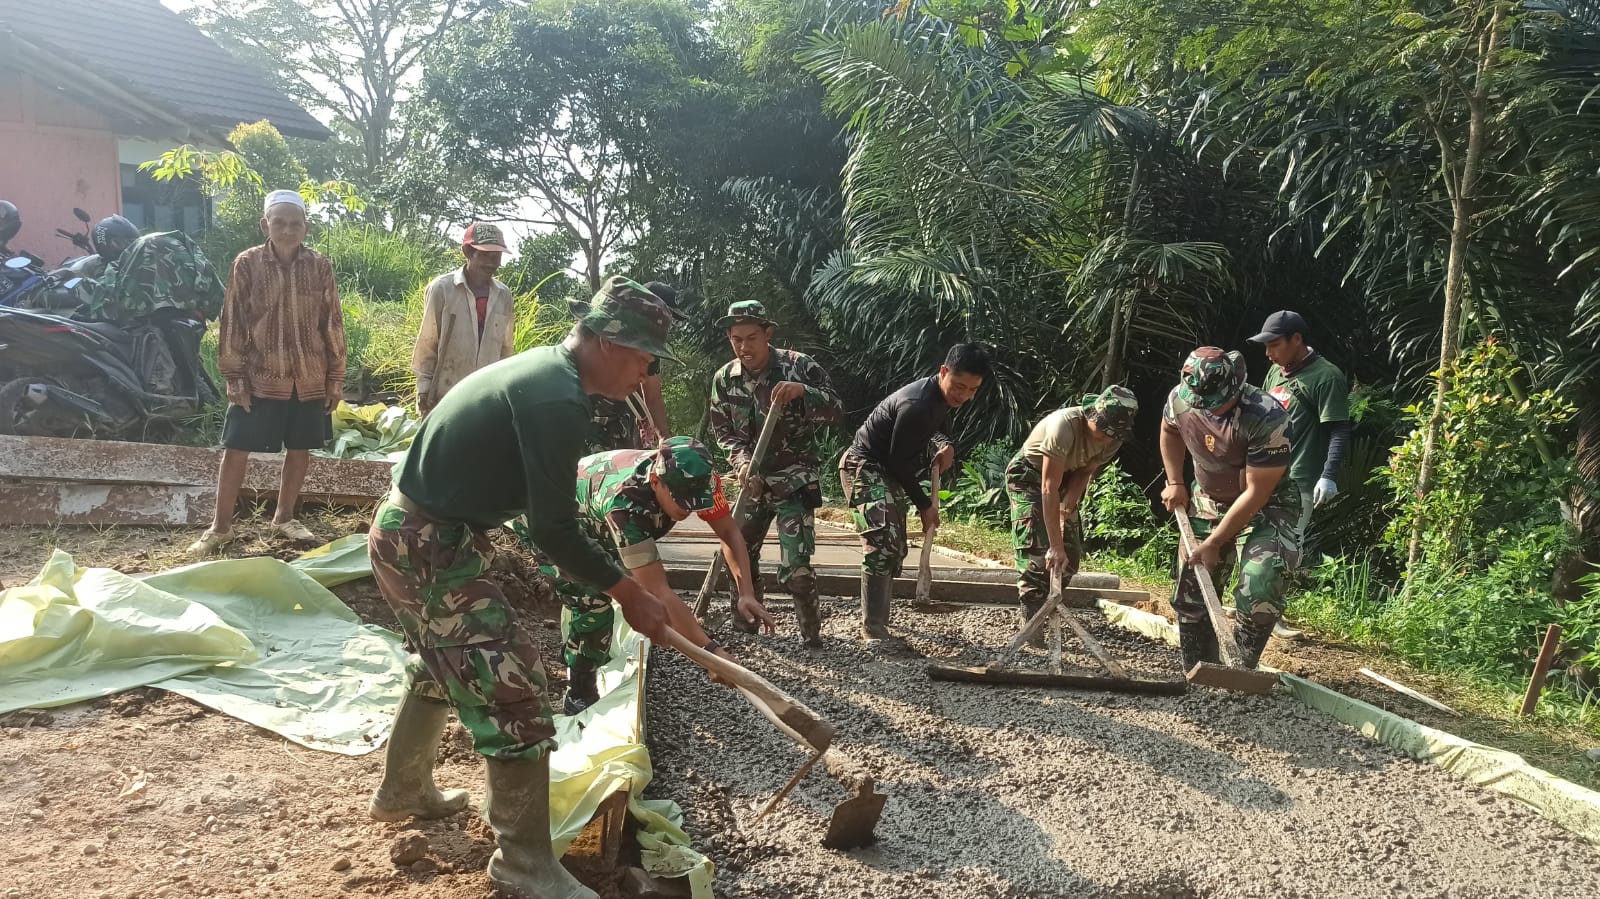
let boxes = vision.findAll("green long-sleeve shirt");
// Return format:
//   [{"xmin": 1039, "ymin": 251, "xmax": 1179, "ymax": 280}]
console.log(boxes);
[{"xmin": 395, "ymin": 343, "xmax": 625, "ymax": 589}]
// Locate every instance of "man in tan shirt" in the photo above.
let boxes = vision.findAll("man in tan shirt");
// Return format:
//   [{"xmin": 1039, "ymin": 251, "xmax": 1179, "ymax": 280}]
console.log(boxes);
[
  {"xmin": 188, "ymin": 190, "xmax": 346, "ymax": 556},
  {"xmin": 1004, "ymin": 386, "xmax": 1137, "ymax": 621},
  {"xmin": 414, "ymin": 222, "xmax": 516, "ymax": 414}
]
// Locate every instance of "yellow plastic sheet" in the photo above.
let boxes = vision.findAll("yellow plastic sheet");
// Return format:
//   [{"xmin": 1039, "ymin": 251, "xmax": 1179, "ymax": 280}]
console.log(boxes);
[
  {"xmin": 0, "ymin": 550, "xmax": 256, "ymax": 711},
  {"xmin": 0, "ymin": 549, "xmax": 406, "ymax": 753}
]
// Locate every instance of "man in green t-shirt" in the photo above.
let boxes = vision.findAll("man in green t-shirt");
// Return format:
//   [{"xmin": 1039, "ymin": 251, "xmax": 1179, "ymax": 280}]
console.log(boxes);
[
  {"xmin": 1249, "ymin": 310, "xmax": 1351, "ymax": 549},
  {"xmin": 365, "ymin": 276, "xmax": 677, "ymax": 899},
  {"xmin": 1160, "ymin": 348, "xmax": 1302, "ymax": 671}
]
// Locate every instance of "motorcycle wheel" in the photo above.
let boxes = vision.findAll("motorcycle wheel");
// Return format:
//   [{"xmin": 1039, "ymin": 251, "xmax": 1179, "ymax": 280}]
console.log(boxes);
[{"xmin": 0, "ymin": 377, "xmax": 77, "ymax": 437}]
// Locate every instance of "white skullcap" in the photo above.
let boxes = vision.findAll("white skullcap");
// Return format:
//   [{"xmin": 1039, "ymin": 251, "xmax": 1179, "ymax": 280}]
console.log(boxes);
[{"xmin": 263, "ymin": 189, "xmax": 306, "ymax": 215}]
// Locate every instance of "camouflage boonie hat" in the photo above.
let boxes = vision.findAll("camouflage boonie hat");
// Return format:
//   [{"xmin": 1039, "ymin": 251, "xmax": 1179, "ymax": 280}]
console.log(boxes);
[
  {"xmin": 1178, "ymin": 347, "xmax": 1247, "ymax": 410},
  {"xmin": 569, "ymin": 275, "xmax": 678, "ymax": 363},
  {"xmin": 1083, "ymin": 385, "xmax": 1138, "ymax": 440},
  {"xmin": 652, "ymin": 436, "xmax": 716, "ymax": 511},
  {"xmin": 715, "ymin": 300, "xmax": 775, "ymax": 330}
]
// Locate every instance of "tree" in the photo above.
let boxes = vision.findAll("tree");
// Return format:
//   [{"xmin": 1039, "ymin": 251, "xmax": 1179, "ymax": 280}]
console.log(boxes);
[
  {"xmin": 415, "ymin": 0, "xmax": 705, "ymax": 293},
  {"xmin": 1087, "ymin": 0, "xmax": 1600, "ymax": 572},
  {"xmin": 188, "ymin": 0, "xmax": 500, "ymax": 187}
]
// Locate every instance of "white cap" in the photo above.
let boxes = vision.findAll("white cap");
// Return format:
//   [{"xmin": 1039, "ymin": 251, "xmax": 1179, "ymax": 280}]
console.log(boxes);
[{"xmin": 263, "ymin": 189, "xmax": 306, "ymax": 215}]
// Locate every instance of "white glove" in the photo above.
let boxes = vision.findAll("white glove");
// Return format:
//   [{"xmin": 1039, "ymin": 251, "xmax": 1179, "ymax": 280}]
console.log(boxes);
[{"xmin": 1313, "ymin": 477, "xmax": 1338, "ymax": 507}]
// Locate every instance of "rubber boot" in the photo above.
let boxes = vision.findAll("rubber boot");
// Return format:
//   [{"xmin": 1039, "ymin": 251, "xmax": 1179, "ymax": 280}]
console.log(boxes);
[
  {"xmin": 1176, "ymin": 619, "xmax": 1221, "ymax": 672},
  {"xmin": 562, "ymin": 662, "xmax": 600, "ymax": 716},
  {"xmin": 789, "ymin": 572, "xmax": 823, "ymax": 647},
  {"xmin": 369, "ymin": 693, "xmax": 470, "ymax": 822},
  {"xmin": 730, "ymin": 571, "xmax": 763, "ymax": 634},
  {"xmin": 860, "ymin": 572, "xmax": 893, "ymax": 640},
  {"xmin": 1234, "ymin": 615, "xmax": 1276, "ymax": 670},
  {"xmin": 484, "ymin": 754, "xmax": 598, "ymax": 899}
]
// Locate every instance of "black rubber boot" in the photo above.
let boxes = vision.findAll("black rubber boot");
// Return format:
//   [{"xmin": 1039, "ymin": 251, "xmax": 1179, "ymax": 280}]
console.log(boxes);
[
  {"xmin": 790, "ymin": 572, "xmax": 823, "ymax": 647},
  {"xmin": 860, "ymin": 572, "xmax": 893, "ymax": 640},
  {"xmin": 1177, "ymin": 619, "xmax": 1221, "ymax": 671},
  {"xmin": 484, "ymin": 754, "xmax": 598, "ymax": 899},
  {"xmin": 1234, "ymin": 615, "xmax": 1276, "ymax": 670},
  {"xmin": 368, "ymin": 692, "xmax": 470, "ymax": 822},
  {"xmin": 562, "ymin": 662, "xmax": 600, "ymax": 716}
]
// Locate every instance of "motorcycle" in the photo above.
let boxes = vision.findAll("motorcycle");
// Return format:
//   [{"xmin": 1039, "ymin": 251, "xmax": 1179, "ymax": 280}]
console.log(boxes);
[
  {"xmin": 1, "ymin": 208, "xmax": 100, "ymax": 312},
  {"xmin": 0, "ymin": 305, "xmax": 219, "ymax": 438}
]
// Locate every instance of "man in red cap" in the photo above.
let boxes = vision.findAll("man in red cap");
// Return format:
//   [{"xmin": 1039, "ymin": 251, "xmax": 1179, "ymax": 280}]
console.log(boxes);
[{"xmin": 413, "ymin": 222, "xmax": 516, "ymax": 414}]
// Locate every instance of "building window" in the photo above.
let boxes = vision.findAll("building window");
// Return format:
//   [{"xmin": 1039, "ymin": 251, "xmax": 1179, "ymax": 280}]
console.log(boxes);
[{"xmin": 119, "ymin": 164, "xmax": 209, "ymax": 234}]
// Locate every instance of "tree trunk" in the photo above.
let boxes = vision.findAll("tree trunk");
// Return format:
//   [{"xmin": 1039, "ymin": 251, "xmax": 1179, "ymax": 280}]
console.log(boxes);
[
  {"xmin": 1406, "ymin": 3, "xmax": 1503, "ymax": 572},
  {"xmin": 1102, "ymin": 157, "xmax": 1143, "ymax": 389}
]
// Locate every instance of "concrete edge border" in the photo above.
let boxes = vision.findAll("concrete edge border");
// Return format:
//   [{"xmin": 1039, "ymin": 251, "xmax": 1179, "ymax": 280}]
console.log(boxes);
[{"xmin": 1096, "ymin": 599, "xmax": 1600, "ymax": 844}]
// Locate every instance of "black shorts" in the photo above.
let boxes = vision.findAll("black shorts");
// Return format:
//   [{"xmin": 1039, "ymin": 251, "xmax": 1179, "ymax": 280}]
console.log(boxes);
[{"xmin": 221, "ymin": 392, "xmax": 332, "ymax": 453}]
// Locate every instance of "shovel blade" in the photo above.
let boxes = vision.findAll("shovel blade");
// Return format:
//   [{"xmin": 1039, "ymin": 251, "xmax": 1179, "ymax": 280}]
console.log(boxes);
[
  {"xmin": 1185, "ymin": 662, "xmax": 1278, "ymax": 695},
  {"xmin": 822, "ymin": 780, "xmax": 886, "ymax": 850}
]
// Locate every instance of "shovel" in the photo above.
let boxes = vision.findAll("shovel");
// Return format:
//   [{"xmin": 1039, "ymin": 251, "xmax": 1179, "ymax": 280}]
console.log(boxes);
[
  {"xmin": 1171, "ymin": 512, "xmax": 1278, "ymax": 695},
  {"xmin": 657, "ymin": 627, "xmax": 886, "ymax": 847},
  {"xmin": 693, "ymin": 408, "xmax": 783, "ymax": 619}
]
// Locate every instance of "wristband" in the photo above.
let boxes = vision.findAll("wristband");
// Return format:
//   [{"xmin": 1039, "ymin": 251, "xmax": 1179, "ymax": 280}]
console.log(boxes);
[{"xmin": 702, "ymin": 639, "xmax": 722, "ymax": 655}]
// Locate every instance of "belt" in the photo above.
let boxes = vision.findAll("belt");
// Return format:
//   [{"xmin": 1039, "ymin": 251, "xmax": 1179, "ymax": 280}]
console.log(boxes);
[{"xmin": 388, "ymin": 486, "xmax": 448, "ymax": 523}]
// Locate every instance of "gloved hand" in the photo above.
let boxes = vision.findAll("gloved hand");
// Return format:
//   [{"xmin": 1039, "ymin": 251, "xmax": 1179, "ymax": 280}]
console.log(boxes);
[{"xmin": 1313, "ymin": 477, "xmax": 1338, "ymax": 507}]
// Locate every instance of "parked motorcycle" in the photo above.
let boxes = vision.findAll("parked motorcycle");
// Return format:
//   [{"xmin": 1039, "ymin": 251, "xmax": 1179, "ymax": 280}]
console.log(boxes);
[
  {"xmin": 0, "ymin": 208, "xmax": 101, "ymax": 312},
  {"xmin": 0, "ymin": 305, "xmax": 219, "ymax": 438}
]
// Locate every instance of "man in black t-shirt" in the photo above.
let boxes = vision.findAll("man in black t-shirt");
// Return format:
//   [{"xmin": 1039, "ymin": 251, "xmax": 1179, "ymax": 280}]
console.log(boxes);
[{"xmin": 840, "ymin": 343, "xmax": 990, "ymax": 642}]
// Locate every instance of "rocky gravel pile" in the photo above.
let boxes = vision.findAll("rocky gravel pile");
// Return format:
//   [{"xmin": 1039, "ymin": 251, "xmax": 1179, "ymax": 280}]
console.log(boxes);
[{"xmin": 645, "ymin": 598, "xmax": 1600, "ymax": 898}]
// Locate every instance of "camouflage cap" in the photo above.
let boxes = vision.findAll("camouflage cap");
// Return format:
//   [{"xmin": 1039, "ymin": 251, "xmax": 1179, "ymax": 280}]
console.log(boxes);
[
  {"xmin": 1177, "ymin": 347, "xmax": 1247, "ymax": 410},
  {"xmin": 1084, "ymin": 385, "xmax": 1138, "ymax": 440},
  {"xmin": 715, "ymin": 300, "xmax": 775, "ymax": 330},
  {"xmin": 652, "ymin": 436, "xmax": 716, "ymax": 512},
  {"xmin": 569, "ymin": 275, "xmax": 679, "ymax": 363}
]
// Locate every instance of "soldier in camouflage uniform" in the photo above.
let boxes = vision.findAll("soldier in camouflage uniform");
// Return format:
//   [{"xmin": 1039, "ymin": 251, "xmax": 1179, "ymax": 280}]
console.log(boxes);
[
  {"xmin": 1006, "ymin": 386, "xmax": 1137, "ymax": 625},
  {"xmin": 88, "ymin": 231, "xmax": 224, "ymax": 325},
  {"xmin": 709, "ymin": 300, "xmax": 841, "ymax": 646},
  {"xmin": 1159, "ymin": 347, "xmax": 1302, "ymax": 671},
  {"xmin": 538, "ymin": 437, "xmax": 775, "ymax": 714},
  {"xmin": 366, "ymin": 276, "xmax": 678, "ymax": 899},
  {"xmin": 584, "ymin": 282, "xmax": 682, "ymax": 454}
]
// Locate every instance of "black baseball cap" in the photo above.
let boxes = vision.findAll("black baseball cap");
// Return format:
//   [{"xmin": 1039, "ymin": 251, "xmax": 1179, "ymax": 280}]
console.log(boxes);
[{"xmin": 1248, "ymin": 310, "xmax": 1309, "ymax": 343}]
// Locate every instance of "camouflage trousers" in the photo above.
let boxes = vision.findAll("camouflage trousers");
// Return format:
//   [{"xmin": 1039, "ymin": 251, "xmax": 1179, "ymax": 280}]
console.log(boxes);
[
  {"xmin": 1171, "ymin": 490, "xmax": 1303, "ymax": 628},
  {"xmin": 368, "ymin": 500, "xmax": 555, "ymax": 759},
  {"xmin": 587, "ymin": 395, "xmax": 644, "ymax": 455},
  {"xmin": 539, "ymin": 564, "xmax": 616, "ymax": 670},
  {"xmin": 1004, "ymin": 451, "xmax": 1084, "ymax": 613},
  {"xmin": 839, "ymin": 450, "xmax": 909, "ymax": 577},
  {"xmin": 742, "ymin": 484, "xmax": 816, "ymax": 587}
]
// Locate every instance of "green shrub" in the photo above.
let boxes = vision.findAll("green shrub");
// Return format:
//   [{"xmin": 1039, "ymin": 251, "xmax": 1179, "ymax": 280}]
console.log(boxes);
[
  {"xmin": 315, "ymin": 224, "xmax": 455, "ymax": 306},
  {"xmin": 1081, "ymin": 461, "xmax": 1160, "ymax": 555},
  {"xmin": 938, "ymin": 440, "xmax": 1012, "ymax": 528}
]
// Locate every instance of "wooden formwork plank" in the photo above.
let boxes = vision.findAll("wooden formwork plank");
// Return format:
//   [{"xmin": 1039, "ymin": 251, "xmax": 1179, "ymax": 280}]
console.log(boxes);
[
  {"xmin": 0, "ymin": 434, "xmax": 392, "ymax": 498},
  {"xmin": 0, "ymin": 482, "xmax": 213, "ymax": 526},
  {"xmin": 664, "ymin": 565, "xmax": 1147, "ymax": 605}
]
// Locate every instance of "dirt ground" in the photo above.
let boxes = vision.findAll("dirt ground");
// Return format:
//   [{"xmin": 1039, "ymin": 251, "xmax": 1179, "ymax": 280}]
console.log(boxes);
[
  {"xmin": 6, "ymin": 520, "xmax": 1600, "ymax": 898},
  {"xmin": 647, "ymin": 599, "xmax": 1600, "ymax": 899},
  {"xmin": 0, "ymin": 515, "xmax": 623, "ymax": 899}
]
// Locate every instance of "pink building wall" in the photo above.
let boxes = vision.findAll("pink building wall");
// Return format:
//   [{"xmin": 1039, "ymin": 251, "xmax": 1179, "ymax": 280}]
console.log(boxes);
[{"xmin": 0, "ymin": 71, "xmax": 122, "ymax": 263}]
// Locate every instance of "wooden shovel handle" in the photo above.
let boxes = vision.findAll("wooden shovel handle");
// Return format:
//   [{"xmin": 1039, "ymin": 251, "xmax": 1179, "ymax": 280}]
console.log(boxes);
[
  {"xmin": 1172, "ymin": 511, "xmax": 1243, "ymax": 668},
  {"xmin": 693, "ymin": 408, "xmax": 785, "ymax": 617},
  {"xmin": 915, "ymin": 468, "xmax": 940, "ymax": 601},
  {"xmin": 655, "ymin": 626, "xmax": 836, "ymax": 752}
]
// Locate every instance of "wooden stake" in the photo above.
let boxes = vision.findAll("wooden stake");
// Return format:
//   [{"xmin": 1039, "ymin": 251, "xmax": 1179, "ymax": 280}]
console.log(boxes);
[
  {"xmin": 1358, "ymin": 668, "xmax": 1459, "ymax": 717},
  {"xmin": 1519, "ymin": 624, "xmax": 1563, "ymax": 717}
]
